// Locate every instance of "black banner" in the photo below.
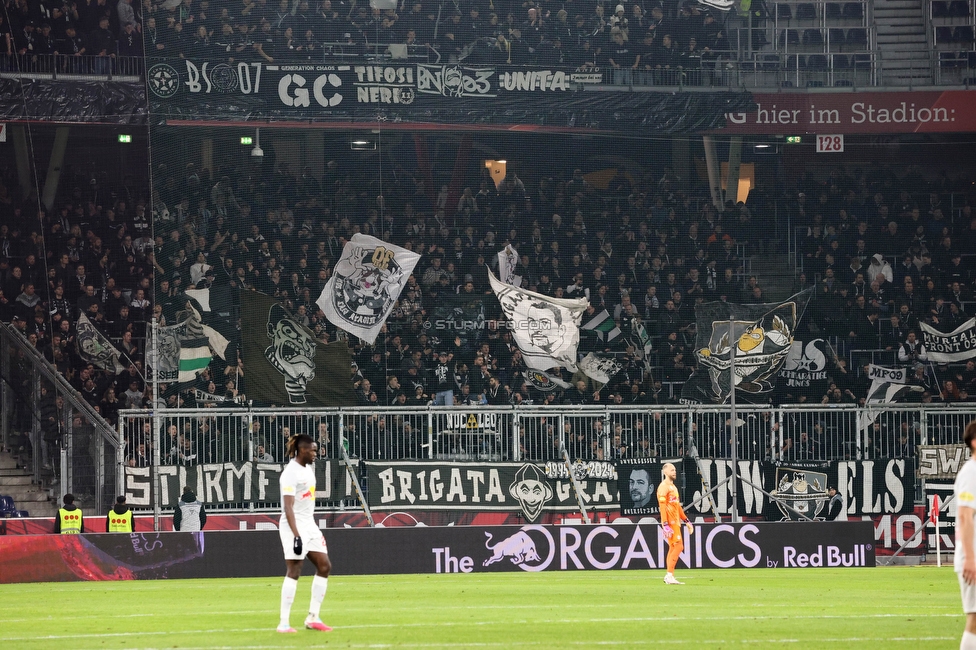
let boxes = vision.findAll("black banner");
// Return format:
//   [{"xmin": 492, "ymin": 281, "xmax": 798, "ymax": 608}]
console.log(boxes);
[
  {"xmin": 683, "ymin": 458, "xmax": 913, "ymax": 519},
  {"xmin": 124, "ymin": 460, "xmax": 356, "ymax": 508},
  {"xmin": 365, "ymin": 460, "xmax": 617, "ymax": 520},
  {"xmin": 240, "ymin": 290, "xmax": 357, "ymax": 407},
  {"xmin": 0, "ymin": 522, "xmax": 875, "ymax": 583},
  {"xmin": 681, "ymin": 290, "xmax": 813, "ymax": 404},
  {"xmin": 145, "ymin": 58, "xmax": 753, "ymax": 133},
  {"xmin": 617, "ymin": 458, "xmax": 677, "ymax": 517},
  {"xmin": 0, "ymin": 78, "xmax": 146, "ymax": 123}
]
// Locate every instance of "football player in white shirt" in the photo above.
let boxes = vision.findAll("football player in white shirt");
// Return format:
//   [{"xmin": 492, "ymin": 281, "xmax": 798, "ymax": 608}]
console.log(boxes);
[
  {"xmin": 955, "ymin": 420, "xmax": 976, "ymax": 649},
  {"xmin": 277, "ymin": 434, "xmax": 332, "ymax": 633}
]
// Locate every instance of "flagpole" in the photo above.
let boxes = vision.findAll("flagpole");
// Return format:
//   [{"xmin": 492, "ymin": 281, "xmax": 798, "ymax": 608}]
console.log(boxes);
[
  {"xmin": 728, "ymin": 317, "xmax": 739, "ymax": 524},
  {"xmin": 151, "ymin": 316, "xmax": 162, "ymax": 531}
]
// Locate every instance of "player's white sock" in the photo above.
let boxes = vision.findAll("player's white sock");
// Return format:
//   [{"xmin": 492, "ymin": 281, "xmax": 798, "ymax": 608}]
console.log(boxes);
[
  {"xmin": 309, "ymin": 576, "xmax": 328, "ymax": 619},
  {"xmin": 666, "ymin": 572, "xmax": 674, "ymax": 580},
  {"xmin": 280, "ymin": 577, "xmax": 298, "ymax": 627},
  {"xmin": 961, "ymin": 631, "xmax": 976, "ymax": 649}
]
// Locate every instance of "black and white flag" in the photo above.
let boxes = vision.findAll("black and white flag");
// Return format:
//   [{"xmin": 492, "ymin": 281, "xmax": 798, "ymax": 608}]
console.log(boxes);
[
  {"xmin": 497, "ymin": 244, "xmax": 522, "ymax": 288},
  {"xmin": 317, "ymin": 234, "xmax": 421, "ymax": 344},
  {"xmin": 489, "ymin": 270, "xmax": 587, "ymax": 372},
  {"xmin": 578, "ymin": 352, "xmax": 623, "ymax": 385},
  {"xmin": 76, "ymin": 313, "xmax": 127, "ymax": 374},
  {"xmin": 858, "ymin": 364, "xmax": 923, "ymax": 430},
  {"xmin": 920, "ymin": 317, "xmax": 976, "ymax": 363}
]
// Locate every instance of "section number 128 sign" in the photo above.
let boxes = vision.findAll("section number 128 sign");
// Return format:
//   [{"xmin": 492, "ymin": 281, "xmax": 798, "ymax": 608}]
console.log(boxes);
[{"xmin": 816, "ymin": 134, "xmax": 844, "ymax": 153}]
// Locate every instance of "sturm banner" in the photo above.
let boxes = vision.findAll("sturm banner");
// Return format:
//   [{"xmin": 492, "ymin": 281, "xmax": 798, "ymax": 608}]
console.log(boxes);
[
  {"xmin": 124, "ymin": 460, "xmax": 356, "ymax": 508},
  {"xmin": 365, "ymin": 460, "xmax": 618, "ymax": 519}
]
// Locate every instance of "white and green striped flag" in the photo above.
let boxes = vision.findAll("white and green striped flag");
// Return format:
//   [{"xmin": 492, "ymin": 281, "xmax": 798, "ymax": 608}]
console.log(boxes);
[{"xmin": 178, "ymin": 338, "xmax": 214, "ymax": 383}]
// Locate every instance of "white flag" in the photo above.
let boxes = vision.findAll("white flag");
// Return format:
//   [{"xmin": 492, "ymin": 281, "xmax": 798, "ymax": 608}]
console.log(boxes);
[
  {"xmin": 317, "ymin": 234, "xmax": 421, "ymax": 345},
  {"xmin": 578, "ymin": 352, "xmax": 623, "ymax": 385},
  {"xmin": 858, "ymin": 364, "xmax": 923, "ymax": 430},
  {"xmin": 497, "ymin": 245, "xmax": 522, "ymax": 288},
  {"xmin": 920, "ymin": 317, "xmax": 976, "ymax": 363},
  {"xmin": 489, "ymin": 270, "xmax": 587, "ymax": 372}
]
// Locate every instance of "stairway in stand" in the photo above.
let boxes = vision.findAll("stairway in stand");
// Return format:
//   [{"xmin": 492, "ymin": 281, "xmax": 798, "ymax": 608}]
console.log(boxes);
[
  {"xmin": 753, "ymin": 253, "xmax": 798, "ymax": 302},
  {"xmin": 874, "ymin": 0, "xmax": 935, "ymax": 86},
  {"xmin": 0, "ymin": 452, "xmax": 58, "ymax": 518}
]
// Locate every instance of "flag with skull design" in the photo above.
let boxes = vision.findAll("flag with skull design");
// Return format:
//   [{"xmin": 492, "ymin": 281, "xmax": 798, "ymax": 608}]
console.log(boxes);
[
  {"xmin": 241, "ymin": 290, "xmax": 357, "ymax": 407},
  {"xmin": 316, "ymin": 233, "xmax": 421, "ymax": 345}
]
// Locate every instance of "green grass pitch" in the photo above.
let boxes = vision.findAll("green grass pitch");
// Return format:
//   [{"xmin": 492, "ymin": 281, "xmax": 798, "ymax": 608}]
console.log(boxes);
[{"xmin": 0, "ymin": 567, "xmax": 961, "ymax": 649}]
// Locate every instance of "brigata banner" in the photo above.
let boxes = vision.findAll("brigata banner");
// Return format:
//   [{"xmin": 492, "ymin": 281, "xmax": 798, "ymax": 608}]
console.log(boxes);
[
  {"xmin": 719, "ymin": 90, "xmax": 976, "ymax": 135},
  {"xmin": 145, "ymin": 57, "xmax": 751, "ymax": 133},
  {"xmin": 124, "ymin": 460, "xmax": 357, "ymax": 508},
  {"xmin": 365, "ymin": 460, "xmax": 618, "ymax": 520}
]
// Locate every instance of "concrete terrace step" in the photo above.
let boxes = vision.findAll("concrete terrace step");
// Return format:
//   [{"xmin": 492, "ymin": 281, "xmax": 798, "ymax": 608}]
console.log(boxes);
[
  {"xmin": 0, "ymin": 475, "xmax": 33, "ymax": 486},
  {"xmin": 1, "ymin": 486, "xmax": 51, "ymax": 503}
]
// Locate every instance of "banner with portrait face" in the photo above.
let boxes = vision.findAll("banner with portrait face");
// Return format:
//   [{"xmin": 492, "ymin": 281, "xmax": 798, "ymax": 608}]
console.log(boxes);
[{"xmin": 488, "ymin": 270, "xmax": 587, "ymax": 372}]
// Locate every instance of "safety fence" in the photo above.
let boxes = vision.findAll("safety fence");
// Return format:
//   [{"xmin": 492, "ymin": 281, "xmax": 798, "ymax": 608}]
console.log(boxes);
[
  {"xmin": 0, "ymin": 324, "xmax": 122, "ymax": 517},
  {"xmin": 117, "ymin": 403, "xmax": 976, "ymax": 513}
]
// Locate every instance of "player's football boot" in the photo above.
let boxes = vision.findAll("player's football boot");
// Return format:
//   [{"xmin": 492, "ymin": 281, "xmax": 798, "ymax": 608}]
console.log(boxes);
[
  {"xmin": 664, "ymin": 574, "xmax": 684, "ymax": 585},
  {"xmin": 305, "ymin": 616, "xmax": 333, "ymax": 632},
  {"xmin": 276, "ymin": 625, "xmax": 297, "ymax": 633}
]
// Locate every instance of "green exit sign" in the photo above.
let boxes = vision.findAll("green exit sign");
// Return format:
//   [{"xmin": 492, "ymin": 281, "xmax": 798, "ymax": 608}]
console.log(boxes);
[
  {"xmin": 786, "ymin": 136, "xmax": 802, "ymax": 144},
  {"xmin": 240, "ymin": 136, "xmax": 253, "ymax": 145},
  {"xmin": 118, "ymin": 134, "xmax": 132, "ymax": 143}
]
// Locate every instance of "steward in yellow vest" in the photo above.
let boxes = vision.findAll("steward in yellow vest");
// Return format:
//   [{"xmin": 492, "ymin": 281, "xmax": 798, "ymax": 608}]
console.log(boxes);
[
  {"xmin": 107, "ymin": 495, "xmax": 134, "ymax": 532},
  {"xmin": 54, "ymin": 493, "xmax": 84, "ymax": 534}
]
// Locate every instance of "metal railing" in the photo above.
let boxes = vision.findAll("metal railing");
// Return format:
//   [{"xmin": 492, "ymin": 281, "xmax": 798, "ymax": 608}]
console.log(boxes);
[
  {"xmin": 0, "ymin": 54, "xmax": 144, "ymax": 80},
  {"xmin": 117, "ymin": 403, "xmax": 976, "ymax": 513},
  {"xmin": 0, "ymin": 323, "xmax": 123, "ymax": 515}
]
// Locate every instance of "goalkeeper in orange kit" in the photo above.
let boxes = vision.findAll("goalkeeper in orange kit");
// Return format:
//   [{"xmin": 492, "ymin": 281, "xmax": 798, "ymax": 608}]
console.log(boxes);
[{"xmin": 657, "ymin": 462, "xmax": 692, "ymax": 585}]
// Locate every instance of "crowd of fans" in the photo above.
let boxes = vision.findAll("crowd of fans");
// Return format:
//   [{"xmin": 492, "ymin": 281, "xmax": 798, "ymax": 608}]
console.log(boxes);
[
  {"xmin": 3, "ymin": 148, "xmax": 976, "ymax": 467},
  {"xmin": 0, "ymin": 0, "xmax": 733, "ymax": 82}
]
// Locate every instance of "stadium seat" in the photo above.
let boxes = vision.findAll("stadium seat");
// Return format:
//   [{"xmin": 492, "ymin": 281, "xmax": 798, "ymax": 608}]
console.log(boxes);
[
  {"xmin": 832, "ymin": 54, "xmax": 851, "ymax": 68},
  {"xmin": 955, "ymin": 26, "xmax": 975, "ymax": 42},
  {"xmin": 941, "ymin": 52, "xmax": 963, "ymax": 68},
  {"xmin": 825, "ymin": 3, "xmax": 842, "ymax": 19},
  {"xmin": 936, "ymin": 26, "xmax": 954, "ymax": 43},
  {"xmin": 751, "ymin": 29, "xmax": 770, "ymax": 47},
  {"xmin": 847, "ymin": 28, "xmax": 868, "ymax": 46},
  {"xmin": 0, "ymin": 495, "xmax": 16, "ymax": 517},
  {"xmin": 782, "ymin": 79, "xmax": 795, "ymax": 87},
  {"xmin": 834, "ymin": 79, "xmax": 854, "ymax": 86},
  {"xmin": 776, "ymin": 4, "xmax": 793, "ymax": 20},
  {"xmin": 762, "ymin": 54, "xmax": 782, "ymax": 70},
  {"xmin": 932, "ymin": 1, "xmax": 950, "ymax": 16},
  {"xmin": 806, "ymin": 79, "xmax": 825, "ymax": 87},
  {"xmin": 806, "ymin": 54, "xmax": 829, "ymax": 69},
  {"xmin": 803, "ymin": 29, "xmax": 825, "ymax": 47},
  {"xmin": 779, "ymin": 29, "xmax": 800, "ymax": 46},
  {"xmin": 797, "ymin": 3, "xmax": 817, "ymax": 19},
  {"xmin": 949, "ymin": 0, "xmax": 971, "ymax": 16},
  {"xmin": 827, "ymin": 28, "xmax": 846, "ymax": 48},
  {"xmin": 786, "ymin": 54, "xmax": 801, "ymax": 69},
  {"xmin": 853, "ymin": 53, "xmax": 872, "ymax": 68},
  {"xmin": 842, "ymin": 2, "xmax": 864, "ymax": 18}
]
